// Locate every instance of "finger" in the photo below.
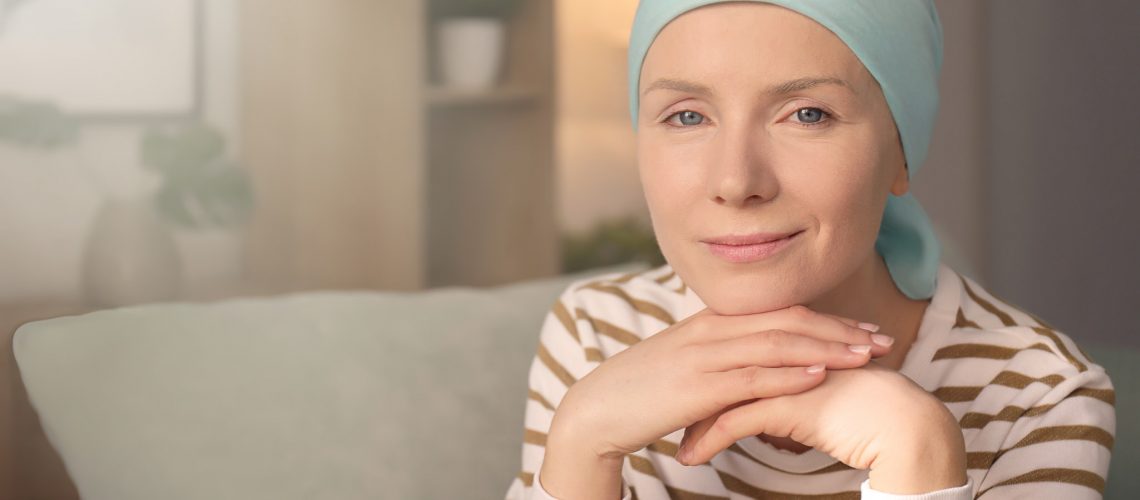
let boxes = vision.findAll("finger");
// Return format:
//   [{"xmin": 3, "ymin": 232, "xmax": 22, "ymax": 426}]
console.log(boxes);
[
  {"xmin": 705, "ymin": 364, "xmax": 827, "ymax": 411},
  {"xmin": 696, "ymin": 329, "xmax": 873, "ymax": 372},
  {"xmin": 696, "ymin": 306, "xmax": 892, "ymax": 357},
  {"xmin": 678, "ymin": 397, "xmax": 797, "ymax": 466}
]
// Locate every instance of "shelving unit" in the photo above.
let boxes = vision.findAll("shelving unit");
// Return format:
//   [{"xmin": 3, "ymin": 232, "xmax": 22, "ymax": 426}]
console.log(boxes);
[
  {"xmin": 239, "ymin": 0, "xmax": 557, "ymax": 292},
  {"xmin": 424, "ymin": 0, "xmax": 558, "ymax": 288}
]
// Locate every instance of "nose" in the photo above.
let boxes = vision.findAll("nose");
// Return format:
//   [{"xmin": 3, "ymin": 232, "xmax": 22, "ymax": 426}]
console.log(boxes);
[{"xmin": 706, "ymin": 126, "xmax": 778, "ymax": 207}]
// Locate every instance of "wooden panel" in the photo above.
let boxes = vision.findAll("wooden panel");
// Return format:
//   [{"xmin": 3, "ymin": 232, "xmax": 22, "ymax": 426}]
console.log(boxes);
[
  {"xmin": 426, "ymin": 0, "xmax": 559, "ymax": 287},
  {"xmin": 240, "ymin": 0, "xmax": 427, "ymax": 292}
]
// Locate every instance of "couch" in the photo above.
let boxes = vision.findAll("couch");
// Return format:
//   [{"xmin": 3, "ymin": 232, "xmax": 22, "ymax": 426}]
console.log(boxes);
[{"xmin": 13, "ymin": 263, "xmax": 1138, "ymax": 499}]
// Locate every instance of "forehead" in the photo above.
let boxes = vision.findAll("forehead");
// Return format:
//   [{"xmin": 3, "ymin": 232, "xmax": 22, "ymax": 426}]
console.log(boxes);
[{"xmin": 640, "ymin": 2, "xmax": 873, "ymax": 95}]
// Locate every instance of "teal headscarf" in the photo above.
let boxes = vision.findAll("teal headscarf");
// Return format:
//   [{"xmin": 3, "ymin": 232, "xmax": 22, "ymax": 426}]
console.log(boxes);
[{"xmin": 628, "ymin": 0, "xmax": 944, "ymax": 299}]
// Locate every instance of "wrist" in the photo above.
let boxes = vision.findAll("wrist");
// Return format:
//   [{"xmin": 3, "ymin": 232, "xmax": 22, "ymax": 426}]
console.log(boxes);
[
  {"xmin": 869, "ymin": 405, "xmax": 966, "ymax": 494},
  {"xmin": 541, "ymin": 426, "xmax": 625, "ymax": 500}
]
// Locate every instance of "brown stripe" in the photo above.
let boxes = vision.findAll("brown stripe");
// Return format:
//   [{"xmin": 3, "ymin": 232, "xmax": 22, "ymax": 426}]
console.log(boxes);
[
  {"xmin": 1072, "ymin": 387, "xmax": 1116, "ymax": 405},
  {"xmin": 966, "ymin": 425, "xmax": 1113, "ymax": 472},
  {"xmin": 551, "ymin": 300, "xmax": 580, "ymax": 344},
  {"xmin": 1030, "ymin": 326, "xmax": 1088, "ymax": 372},
  {"xmin": 646, "ymin": 439, "xmax": 681, "ymax": 457},
  {"xmin": 627, "ymin": 453, "xmax": 658, "ymax": 478},
  {"xmin": 958, "ymin": 275, "xmax": 1093, "ymax": 372},
  {"xmin": 1023, "ymin": 309, "xmax": 1058, "ymax": 330},
  {"xmin": 527, "ymin": 389, "xmax": 556, "ymax": 411},
  {"xmin": 577, "ymin": 283, "xmax": 677, "ymax": 325},
  {"xmin": 1012, "ymin": 425, "xmax": 1114, "ymax": 450},
  {"xmin": 932, "ymin": 342, "xmax": 1053, "ymax": 361},
  {"xmin": 934, "ymin": 369, "xmax": 1108, "ymax": 405},
  {"xmin": 629, "ymin": 453, "xmax": 734, "ymax": 498},
  {"xmin": 576, "ymin": 308, "xmax": 644, "ymax": 346},
  {"xmin": 933, "ymin": 386, "xmax": 983, "ymax": 403},
  {"xmin": 715, "ymin": 469, "xmax": 860, "ymax": 500},
  {"xmin": 954, "ymin": 307, "xmax": 982, "ymax": 329},
  {"xmin": 986, "ymin": 288, "xmax": 1059, "ymax": 331},
  {"xmin": 642, "ymin": 442, "xmax": 856, "ymax": 498},
  {"xmin": 654, "ymin": 270, "xmax": 676, "ymax": 284},
  {"xmin": 978, "ymin": 468, "xmax": 1105, "ymax": 496},
  {"xmin": 960, "ymin": 403, "xmax": 1057, "ymax": 429},
  {"xmin": 960, "ymin": 275, "xmax": 1017, "ymax": 327},
  {"xmin": 966, "ymin": 451, "xmax": 995, "ymax": 469},
  {"xmin": 674, "ymin": 281, "xmax": 688, "ymax": 295},
  {"xmin": 991, "ymin": 370, "xmax": 1065, "ymax": 389},
  {"xmin": 536, "ymin": 342, "xmax": 577, "ymax": 388},
  {"xmin": 627, "ymin": 454, "xmax": 729, "ymax": 500},
  {"xmin": 523, "ymin": 428, "xmax": 547, "ymax": 447},
  {"xmin": 612, "ymin": 271, "xmax": 644, "ymax": 284},
  {"xmin": 725, "ymin": 443, "xmax": 853, "ymax": 476},
  {"xmin": 584, "ymin": 347, "xmax": 605, "ymax": 363},
  {"xmin": 518, "ymin": 471, "xmax": 534, "ymax": 487}
]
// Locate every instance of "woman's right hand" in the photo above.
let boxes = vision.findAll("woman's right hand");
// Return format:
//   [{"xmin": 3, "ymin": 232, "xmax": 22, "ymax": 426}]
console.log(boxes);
[{"xmin": 547, "ymin": 304, "xmax": 893, "ymax": 461}]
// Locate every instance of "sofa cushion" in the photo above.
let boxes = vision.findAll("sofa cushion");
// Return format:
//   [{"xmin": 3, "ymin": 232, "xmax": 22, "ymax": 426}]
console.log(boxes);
[{"xmin": 14, "ymin": 263, "xmax": 646, "ymax": 500}]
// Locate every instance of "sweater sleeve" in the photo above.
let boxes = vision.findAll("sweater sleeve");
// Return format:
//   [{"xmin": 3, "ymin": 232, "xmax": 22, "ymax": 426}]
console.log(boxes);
[
  {"xmin": 860, "ymin": 478, "xmax": 973, "ymax": 500},
  {"xmin": 973, "ymin": 365, "xmax": 1116, "ymax": 498},
  {"xmin": 504, "ymin": 286, "xmax": 633, "ymax": 500}
]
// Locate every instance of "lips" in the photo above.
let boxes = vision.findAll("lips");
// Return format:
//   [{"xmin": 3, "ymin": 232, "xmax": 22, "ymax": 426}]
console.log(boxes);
[
  {"xmin": 701, "ymin": 230, "xmax": 804, "ymax": 263},
  {"xmin": 701, "ymin": 230, "xmax": 803, "ymax": 246}
]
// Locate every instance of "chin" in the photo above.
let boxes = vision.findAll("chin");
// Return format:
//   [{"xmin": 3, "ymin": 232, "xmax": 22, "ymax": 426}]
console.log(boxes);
[{"xmin": 686, "ymin": 268, "xmax": 815, "ymax": 316}]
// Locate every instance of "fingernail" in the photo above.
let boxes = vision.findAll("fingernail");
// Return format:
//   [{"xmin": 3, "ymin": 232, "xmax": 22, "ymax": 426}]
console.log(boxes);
[
  {"xmin": 806, "ymin": 363, "xmax": 826, "ymax": 374},
  {"xmin": 848, "ymin": 344, "xmax": 871, "ymax": 354},
  {"xmin": 870, "ymin": 334, "xmax": 895, "ymax": 347},
  {"xmin": 857, "ymin": 322, "xmax": 880, "ymax": 332},
  {"xmin": 677, "ymin": 447, "xmax": 693, "ymax": 464}
]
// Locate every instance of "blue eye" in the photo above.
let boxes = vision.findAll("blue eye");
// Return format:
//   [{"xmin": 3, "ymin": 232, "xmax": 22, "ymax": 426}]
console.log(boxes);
[
  {"xmin": 667, "ymin": 110, "xmax": 705, "ymax": 127},
  {"xmin": 794, "ymin": 107, "xmax": 828, "ymax": 124}
]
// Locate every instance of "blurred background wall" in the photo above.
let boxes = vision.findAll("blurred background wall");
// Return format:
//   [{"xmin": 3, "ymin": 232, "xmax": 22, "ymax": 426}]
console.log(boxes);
[{"xmin": 0, "ymin": 0, "xmax": 1136, "ymax": 331}]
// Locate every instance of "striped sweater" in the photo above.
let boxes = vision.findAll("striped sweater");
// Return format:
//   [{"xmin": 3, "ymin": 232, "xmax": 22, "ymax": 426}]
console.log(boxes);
[{"xmin": 505, "ymin": 262, "xmax": 1115, "ymax": 499}]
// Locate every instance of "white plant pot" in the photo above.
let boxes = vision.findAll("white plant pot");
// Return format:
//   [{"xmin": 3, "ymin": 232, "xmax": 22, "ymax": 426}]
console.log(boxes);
[
  {"xmin": 437, "ymin": 17, "xmax": 506, "ymax": 89},
  {"xmin": 81, "ymin": 196, "xmax": 183, "ymax": 307}
]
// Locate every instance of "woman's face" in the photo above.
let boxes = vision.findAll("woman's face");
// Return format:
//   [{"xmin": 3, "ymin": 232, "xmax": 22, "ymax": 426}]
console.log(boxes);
[{"xmin": 637, "ymin": 2, "xmax": 910, "ymax": 315}]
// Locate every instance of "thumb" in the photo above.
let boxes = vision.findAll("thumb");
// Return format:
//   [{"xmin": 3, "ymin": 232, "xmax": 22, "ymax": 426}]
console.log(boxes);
[{"xmin": 678, "ymin": 396, "xmax": 801, "ymax": 466}]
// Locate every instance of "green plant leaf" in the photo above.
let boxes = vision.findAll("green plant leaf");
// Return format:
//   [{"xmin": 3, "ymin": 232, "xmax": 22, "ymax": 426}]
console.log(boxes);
[
  {"xmin": 561, "ymin": 216, "xmax": 665, "ymax": 273},
  {"xmin": 0, "ymin": 96, "xmax": 78, "ymax": 148},
  {"xmin": 145, "ymin": 122, "xmax": 254, "ymax": 230},
  {"xmin": 141, "ymin": 123, "xmax": 225, "ymax": 177}
]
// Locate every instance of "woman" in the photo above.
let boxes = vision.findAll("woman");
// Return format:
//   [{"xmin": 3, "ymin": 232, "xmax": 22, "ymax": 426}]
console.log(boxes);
[{"xmin": 506, "ymin": 1, "xmax": 1115, "ymax": 498}]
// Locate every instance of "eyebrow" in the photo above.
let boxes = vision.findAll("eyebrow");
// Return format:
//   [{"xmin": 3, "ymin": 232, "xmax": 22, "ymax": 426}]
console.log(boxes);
[{"xmin": 640, "ymin": 76, "xmax": 853, "ymax": 98}]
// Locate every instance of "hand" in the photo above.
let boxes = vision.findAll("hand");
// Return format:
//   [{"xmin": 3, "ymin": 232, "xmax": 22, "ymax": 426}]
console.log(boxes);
[
  {"xmin": 548, "ymin": 305, "xmax": 892, "ymax": 461},
  {"xmin": 676, "ymin": 362, "xmax": 968, "ymax": 494}
]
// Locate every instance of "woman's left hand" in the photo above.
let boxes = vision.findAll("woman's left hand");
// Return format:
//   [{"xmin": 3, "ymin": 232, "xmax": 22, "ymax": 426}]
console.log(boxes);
[{"xmin": 676, "ymin": 362, "xmax": 968, "ymax": 495}]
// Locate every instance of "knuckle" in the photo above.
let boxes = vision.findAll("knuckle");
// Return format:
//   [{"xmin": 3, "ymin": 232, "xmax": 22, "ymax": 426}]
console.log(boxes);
[
  {"xmin": 712, "ymin": 411, "xmax": 741, "ymax": 436},
  {"xmin": 787, "ymin": 304, "xmax": 814, "ymax": 320},
  {"xmin": 687, "ymin": 315, "xmax": 716, "ymax": 337},
  {"xmin": 738, "ymin": 365, "xmax": 763, "ymax": 387},
  {"xmin": 759, "ymin": 329, "xmax": 790, "ymax": 348}
]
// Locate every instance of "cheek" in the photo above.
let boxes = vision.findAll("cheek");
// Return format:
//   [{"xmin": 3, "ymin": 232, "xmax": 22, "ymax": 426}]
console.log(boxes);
[
  {"xmin": 637, "ymin": 135, "xmax": 704, "ymax": 227},
  {"xmin": 785, "ymin": 137, "xmax": 890, "ymax": 246}
]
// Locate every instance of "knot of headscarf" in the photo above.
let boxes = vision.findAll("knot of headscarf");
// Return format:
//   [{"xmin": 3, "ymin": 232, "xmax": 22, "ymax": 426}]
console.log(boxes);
[{"xmin": 628, "ymin": 0, "xmax": 944, "ymax": 299}]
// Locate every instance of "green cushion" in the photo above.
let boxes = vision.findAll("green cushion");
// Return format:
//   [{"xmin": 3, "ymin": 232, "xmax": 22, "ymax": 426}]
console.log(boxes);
[{"xmin": 14, "ymin": 263, "xmax": 646, "ymax": 500}]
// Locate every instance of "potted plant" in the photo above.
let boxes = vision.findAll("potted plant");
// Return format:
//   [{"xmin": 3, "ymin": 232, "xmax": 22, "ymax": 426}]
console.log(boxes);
[
  {"xmin": 0, "ymin": 95, "xmax": 252, "ymax": 307},
  {"xmin": 430, "ymin": 0, "xmax": 523, "ymax": 89}
]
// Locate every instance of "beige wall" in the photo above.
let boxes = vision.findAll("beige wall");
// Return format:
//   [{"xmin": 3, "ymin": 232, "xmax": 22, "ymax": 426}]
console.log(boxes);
[{"xmin": 555, "ymin": 0, "xmax": 647, "ymax": 234}]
